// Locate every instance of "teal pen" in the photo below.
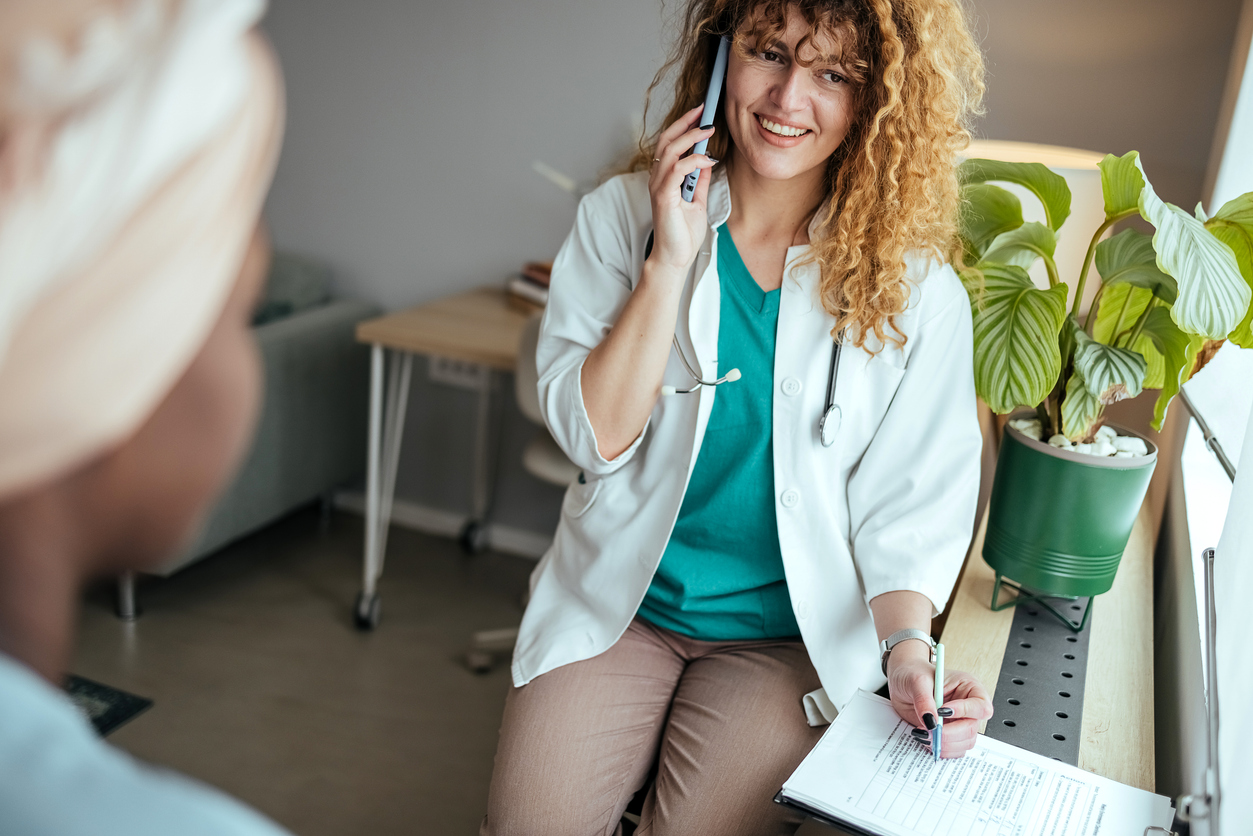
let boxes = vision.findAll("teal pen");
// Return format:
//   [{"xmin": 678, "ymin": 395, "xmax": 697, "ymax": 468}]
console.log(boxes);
[{"xmin": 932, "ymin": 643, "xmax": 944, "ymax": 762}]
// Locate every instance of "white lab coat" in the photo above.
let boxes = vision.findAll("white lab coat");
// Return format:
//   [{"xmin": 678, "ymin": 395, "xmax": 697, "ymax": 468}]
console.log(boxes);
[{"xmin": 513, "ymin": 169, "xmax": 982, "ymax": 716}]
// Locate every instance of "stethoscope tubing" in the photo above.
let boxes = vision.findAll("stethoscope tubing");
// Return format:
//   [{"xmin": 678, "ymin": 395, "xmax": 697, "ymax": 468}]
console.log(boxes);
[{"xmin": 644, "ymin": 230, "xmax": 843, "ymax": 445}]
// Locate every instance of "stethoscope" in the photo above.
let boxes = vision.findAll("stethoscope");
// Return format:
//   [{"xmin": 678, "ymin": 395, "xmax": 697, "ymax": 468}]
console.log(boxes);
[{"xmin": 646, "ymin": 230, "xmax": 844, "ymax": 447}]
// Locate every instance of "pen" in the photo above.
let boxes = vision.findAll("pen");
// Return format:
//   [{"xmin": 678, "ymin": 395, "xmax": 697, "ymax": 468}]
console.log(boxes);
[{"xmin": 932, "ymin": 642, "xmax": 944, "ymax": 762}]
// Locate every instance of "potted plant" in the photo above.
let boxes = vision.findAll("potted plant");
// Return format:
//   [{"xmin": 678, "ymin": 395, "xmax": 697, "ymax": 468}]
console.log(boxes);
[{"xmin": 955, "ymin": 152, "xmax": 1253, "ymax": 628}]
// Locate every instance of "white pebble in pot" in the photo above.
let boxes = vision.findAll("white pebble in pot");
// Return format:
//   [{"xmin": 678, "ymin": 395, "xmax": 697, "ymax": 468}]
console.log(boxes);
[
  {"xmin": 1112, "ymin": 436, "xmax": 1148, "ymax": 456},
  {"xmin": 1091, "ymin": 440, "xmax": 1117, "ymax": 457}
]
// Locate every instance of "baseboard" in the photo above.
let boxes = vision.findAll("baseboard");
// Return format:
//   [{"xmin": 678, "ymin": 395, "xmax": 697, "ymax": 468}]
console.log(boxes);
[{"xmin": 333, "ymin": 491, "xmax": 550, "ymax": 560}]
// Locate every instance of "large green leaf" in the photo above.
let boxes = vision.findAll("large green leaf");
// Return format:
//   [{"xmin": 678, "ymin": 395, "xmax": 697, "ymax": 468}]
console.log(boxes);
[
  {"xmin": 1135, "ymin": 158, "xmax": 1250, "ymax": 338},
  {"xmin": 1061, "ymin": 369, "xmax": 1102, "ymax": 441},
  {"xmin": 960, "ymin": 183, "xmax": 1024, "ymax": 258},
  {"xmin": 1092, "ymin": 283, "xmax": 1164, "ymax": 387},
  {"xmin": 1211, "ymin": 192, "xmax": 1253, "ymax": 225},
  {"xmin": 1072, "ymin": 323, "xmax": 1147, "ymax": 404},
  {"xmin": 1099, "ymin": 151, "xmax": 1146, "ymax": 219},
  {"xmin": 1094, "ymin": 228, "xmax": 1177, "ymax": 303},
  {"xmin": 959, "ymin": 159, "xmax": 1072, "ymax": 231},
  {"xmin": 1205, "ymin": 193, "xmax": 1253, "ymax": 347},
  {"xmin": 1140, "ymin": 306, "xmax": 1205, "ymax": 430},
  {"xmin": 962, "ymin": 263, "xmax": 1069, "ymax": 413},
  {"xmin": 984, "ymin": 222, "xmax": 1058, "ymax": 273}
]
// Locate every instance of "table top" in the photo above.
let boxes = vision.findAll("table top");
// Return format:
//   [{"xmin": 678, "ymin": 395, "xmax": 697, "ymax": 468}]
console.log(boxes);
[
  {"xmin": 940, "ymin": 501, "xmax": 1156, "ymax": 792},
  {"xmin": 355, "ymin": 287, "xmax": 533, "ymax": 370}
]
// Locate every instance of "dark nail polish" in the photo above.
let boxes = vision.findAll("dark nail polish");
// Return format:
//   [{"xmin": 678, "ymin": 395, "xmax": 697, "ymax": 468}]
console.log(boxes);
[
  {"xmin": 938, "ymin": 707, "xmax": 954, "ymax": 717},
  {"xmin": 910, "ymin": 728, "xmax": 928, "ymax": 739},
  {"xmin": 923, "ymin": 713, "xmax": 936, "ymax": 730},
  {"xmin": 700, "ymin": 124, "xmax": 714, "ymax": 131},
  {"xmin": 706, "ymin": 157, "xmax": 719, "ymax": 164}
]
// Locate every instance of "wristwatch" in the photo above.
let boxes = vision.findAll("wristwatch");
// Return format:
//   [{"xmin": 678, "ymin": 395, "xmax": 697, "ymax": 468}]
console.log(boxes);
[{"xmin": 878, "ymin": 628, "xmax": 936, "ymax": 676}]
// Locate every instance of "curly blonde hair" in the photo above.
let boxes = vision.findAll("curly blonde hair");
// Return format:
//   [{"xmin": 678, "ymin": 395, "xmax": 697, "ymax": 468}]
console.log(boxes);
[{"xmin": 628, "ymin": 0, "xmax": 985, "ymax": 349}]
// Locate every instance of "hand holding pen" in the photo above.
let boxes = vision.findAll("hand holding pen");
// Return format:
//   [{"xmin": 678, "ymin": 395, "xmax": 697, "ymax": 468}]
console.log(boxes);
[{"xmin": 887, "ymin": 645, "xmax": 993, "ymax": 759}]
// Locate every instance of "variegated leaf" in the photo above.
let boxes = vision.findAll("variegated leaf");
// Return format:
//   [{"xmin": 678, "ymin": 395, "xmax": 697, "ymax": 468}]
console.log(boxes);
[
  {"xmin": 1140, "ymin": 306, "xmax": 1206, "ymax": 430},
  {"xmin": 1205, "ymin": 193, "xmax": 1253, "ymax": 347},
  {"xmin": 965, "ymin": 263, "xmax": 1068, "ymax": 414},
  {"xmin": 1094, "ymin": 228, "xmax": 1176, "ymax": 303},
  {"xmin": 1135, "ymin": 157, "xmax": 1249, "ymax": 338},
  {"xmin": 1061, "ymin": 369, "xmax": 1102, "ymax": 441},
  {"xmin": 984, "ymin": 222, "xmax": 1058, "ymax": 273},
  {"xmin": 1072, "ymin": 325, "xmax": 1147, "ymax": 404},
  {"xmin": 1092, "ymin": 283, "xmax": 1164, "ymax": 388},
  {"xmin": 1099, "ymin": 151, "xmax": 1145, "ymax": 219},
  {"xmin": 960, "ymin": 183, "xmax": 1024, "ymax": 258},
  {"xmin": 959, "ymin": 159, "xmax": 1072, "ymax": 231}
]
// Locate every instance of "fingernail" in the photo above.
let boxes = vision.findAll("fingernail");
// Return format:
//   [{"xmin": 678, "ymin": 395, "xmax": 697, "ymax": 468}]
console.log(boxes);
[
  {"xmin": 910, "ymin": 728, "xmax": 928, "ymax": 740},
  {"xmin": 922, "ymin": 713, "xmax": 936, "ymax": 730},
  {"xmin": 706, "ymin": 157, "xmax": 719, "ymax": 164},
  {"xmin": 938, "ymin": 707, "xmax": 954, "ymax": 717},
  {"xmin": 700, "ymin": 124, "xmax": 715, "ymax": 131}
]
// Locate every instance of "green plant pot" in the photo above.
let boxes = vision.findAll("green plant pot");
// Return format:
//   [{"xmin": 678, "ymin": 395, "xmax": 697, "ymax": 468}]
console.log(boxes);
[{"xmin": 982, "ymin": 417, "xmax": 1157, "ymax": 600}]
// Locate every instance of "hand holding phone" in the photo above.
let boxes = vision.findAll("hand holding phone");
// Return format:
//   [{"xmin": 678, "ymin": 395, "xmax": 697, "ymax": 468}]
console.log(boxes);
[{"xmin": 681, "ymin": 36, "xmax": 730, "ymax": 203}]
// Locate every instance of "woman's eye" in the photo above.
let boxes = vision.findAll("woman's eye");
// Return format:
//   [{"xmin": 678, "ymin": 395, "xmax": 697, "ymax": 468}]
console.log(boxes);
[
  {"xmin": 760, "ymin": 50, "xmax": 781, "ymax": 62},
  {"xmin": 822, "ymin": 70, "xmax": 847, "ymax": 84}
]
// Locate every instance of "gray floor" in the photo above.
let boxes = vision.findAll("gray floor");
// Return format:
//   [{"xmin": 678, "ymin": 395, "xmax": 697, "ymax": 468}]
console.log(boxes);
[
  {"xmin": 74, "ymin": 507, "xmax": 529, "ymax": 836},
  {"xmin": 73, "ymin": 508, "xmax": 830, "ymax": 836}
]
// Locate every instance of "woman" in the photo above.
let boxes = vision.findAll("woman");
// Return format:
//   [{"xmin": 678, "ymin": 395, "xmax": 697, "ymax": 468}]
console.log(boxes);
[
  {"xmin": 0, "ymin": 1, "xmax": 293, "ymax": 833},
  {"xmin": 484, "ymin": 1, "xmax": 991, "ymax": 834}
]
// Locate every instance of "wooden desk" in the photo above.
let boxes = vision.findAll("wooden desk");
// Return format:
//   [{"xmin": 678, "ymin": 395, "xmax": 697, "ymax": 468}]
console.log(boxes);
[
  {"xmin": 351, "ymin": 287, "xmax": 531, "ymax": 629},
  {"xmin": 940, "ymin": 502, "xmax": 1156, "ymax": 791}
]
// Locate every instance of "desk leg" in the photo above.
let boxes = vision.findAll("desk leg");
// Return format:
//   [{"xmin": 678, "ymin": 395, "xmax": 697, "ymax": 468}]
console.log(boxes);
[
  {"xmin": 357, "ymin": 344, "xmax": 385, "ymax": 630},
  {"xmin": 357, "ymin": 346, "xmax": 412, "ymax": 630},
  {"xmin": 459, "ymin": 367, "xmax": 496, "ymax": 554},
  {"xmin": 377, "ymin": 352, "xmax": 413, "ymax": 572}
]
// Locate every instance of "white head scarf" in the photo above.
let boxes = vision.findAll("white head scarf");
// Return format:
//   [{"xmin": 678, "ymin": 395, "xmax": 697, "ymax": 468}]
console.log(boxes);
[{"xmin": 0, "ymin": 0, "xmax": 283, "ymax": 499}]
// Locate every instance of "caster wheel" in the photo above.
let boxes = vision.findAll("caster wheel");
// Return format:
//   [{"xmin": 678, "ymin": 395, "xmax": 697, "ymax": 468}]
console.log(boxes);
[
  {"xmin": 458, "ymin": 520, "xmax": 489, "ymax": 554},
  {"xmin": 353, "ymin": 592, "xmax": 381, "ymax": 631},
  {"xmin": 465, "ymin": 650, "xmax": 494, "ymax": 674}
]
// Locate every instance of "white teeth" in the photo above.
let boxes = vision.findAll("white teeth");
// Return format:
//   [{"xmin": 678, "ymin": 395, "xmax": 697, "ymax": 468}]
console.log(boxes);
[{"xmin": 758, "ymin": 116, "xmax": 808, "ymax": 137}]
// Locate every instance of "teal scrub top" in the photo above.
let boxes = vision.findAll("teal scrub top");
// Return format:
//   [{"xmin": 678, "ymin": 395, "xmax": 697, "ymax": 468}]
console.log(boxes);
[{"xmin": 637, "ymin": 225, "xmax": 801, "ymax": 641}]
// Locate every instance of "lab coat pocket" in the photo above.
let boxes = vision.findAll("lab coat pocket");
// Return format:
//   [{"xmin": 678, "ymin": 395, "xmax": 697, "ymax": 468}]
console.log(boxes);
[
  {"xmin": 844, "ymin": 352, "xmax": 907, "ymax": 455},
  {"xmin": 562, "ymin": 472, "xmax": 602, "ymax": 518}
]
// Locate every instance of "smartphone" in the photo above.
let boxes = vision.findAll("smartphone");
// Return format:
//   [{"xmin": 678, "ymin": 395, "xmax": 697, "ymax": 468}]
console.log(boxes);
[{"xmin": 681, "ymin": 35, "xmax": 731, "ymax": 203}]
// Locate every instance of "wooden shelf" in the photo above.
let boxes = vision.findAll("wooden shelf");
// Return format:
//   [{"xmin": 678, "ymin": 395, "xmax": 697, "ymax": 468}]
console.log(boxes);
[{"xmin": 940, "ymin": 502, "xmax": 1156, "ymax": 791}]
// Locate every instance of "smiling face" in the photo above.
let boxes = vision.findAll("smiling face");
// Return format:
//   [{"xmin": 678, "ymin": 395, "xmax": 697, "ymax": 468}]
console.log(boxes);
[{"xmin": 723, "ymin": 5, "xmax": 858, "ymax": 186}]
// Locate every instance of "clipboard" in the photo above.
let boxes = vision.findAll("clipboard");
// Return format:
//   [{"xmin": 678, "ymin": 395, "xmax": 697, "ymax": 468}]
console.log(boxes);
[
  {"xmin": 773, "ymin": 791, "xmax": 884, "ymax": 836},
  {"xmin": 778, "ymin": 792, "xmax": 1178, "ymax": 836}
]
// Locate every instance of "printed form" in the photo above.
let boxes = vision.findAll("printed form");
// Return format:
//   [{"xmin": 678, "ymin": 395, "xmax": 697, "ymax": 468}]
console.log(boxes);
[{"xmin": 781, "ymin": 691, "xmax": 1173, "ymax": 836}]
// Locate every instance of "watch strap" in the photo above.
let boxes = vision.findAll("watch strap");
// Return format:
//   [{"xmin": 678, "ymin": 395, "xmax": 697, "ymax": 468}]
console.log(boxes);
[{"xmin": 879, "ymin": 628, "xmax": 936, "ymax": 676}]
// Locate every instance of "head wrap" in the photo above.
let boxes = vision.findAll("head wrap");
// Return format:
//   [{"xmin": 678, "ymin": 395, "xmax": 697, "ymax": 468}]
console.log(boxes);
[{"xmin": 0, "ymin": 0, "xmax": 283, "ymax": 500}]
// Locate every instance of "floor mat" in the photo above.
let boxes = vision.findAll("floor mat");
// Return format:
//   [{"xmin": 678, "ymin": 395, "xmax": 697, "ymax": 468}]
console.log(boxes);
[{"xmin": 64, "ymin": 675, "xmax": 153, "ymax": 736}]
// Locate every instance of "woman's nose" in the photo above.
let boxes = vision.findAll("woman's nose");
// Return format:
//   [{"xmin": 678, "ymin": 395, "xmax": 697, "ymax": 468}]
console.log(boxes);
[{"xmin": 770, "ymin": 66, "xmax": 810, "ymax": 113}]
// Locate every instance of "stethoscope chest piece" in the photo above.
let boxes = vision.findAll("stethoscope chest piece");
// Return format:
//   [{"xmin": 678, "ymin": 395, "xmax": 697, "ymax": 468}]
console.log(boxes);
[
  {"xmin": 819, "ymin": 404, "xmax": 841, "ymax": 447},
  {"xmin": 818, "ymin": 335, "xmax": 844, "ymax": 448}
]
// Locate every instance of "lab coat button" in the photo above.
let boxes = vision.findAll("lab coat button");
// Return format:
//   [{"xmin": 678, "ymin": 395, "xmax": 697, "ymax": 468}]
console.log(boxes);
[
  {"xmin": 797, "ymin": 600, "xmax": 810, "ymax": 620},
  {"xmin": 780, "ymin": 489, "xmax": 800, "ymax": 508},
  {"xmin": 781, "ymin": 377, "xmax": 802, "ymax": 396}
]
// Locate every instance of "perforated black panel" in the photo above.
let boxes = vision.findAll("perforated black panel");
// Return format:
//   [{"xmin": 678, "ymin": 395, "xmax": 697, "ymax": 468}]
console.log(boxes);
[{"xmin": 983, "ymin": 596, "xmax": 1092, "ymax": 764}]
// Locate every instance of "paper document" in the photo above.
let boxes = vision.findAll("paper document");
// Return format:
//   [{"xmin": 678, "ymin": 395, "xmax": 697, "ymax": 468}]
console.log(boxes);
[{"xmin": 780, "ymin": 691, "xmax": 1173, "ymax": 836}]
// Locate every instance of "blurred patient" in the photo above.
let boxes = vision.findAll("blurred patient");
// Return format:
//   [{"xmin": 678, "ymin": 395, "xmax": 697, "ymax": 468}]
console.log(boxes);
[{"xmin": 0, "ymin": 1, "xmax": 297, "ymax": 833}]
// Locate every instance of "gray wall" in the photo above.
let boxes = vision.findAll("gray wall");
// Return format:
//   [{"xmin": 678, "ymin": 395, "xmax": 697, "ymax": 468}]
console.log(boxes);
[{"xmin": 261, "ymin": 0, "xmax": 1244, "ymax": 536}]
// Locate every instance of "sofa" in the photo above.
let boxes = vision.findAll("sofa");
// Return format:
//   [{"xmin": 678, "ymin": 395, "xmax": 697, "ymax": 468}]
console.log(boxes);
[{"xmin": 117, "ymin": 253, "xmax": 379, "ymax": 613}]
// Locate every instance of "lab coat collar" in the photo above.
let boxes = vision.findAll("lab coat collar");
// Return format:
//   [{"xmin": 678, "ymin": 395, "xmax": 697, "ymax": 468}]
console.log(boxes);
[{"xmin": 706, "ymin": 167, "xmax": 732, "ymax": 228}]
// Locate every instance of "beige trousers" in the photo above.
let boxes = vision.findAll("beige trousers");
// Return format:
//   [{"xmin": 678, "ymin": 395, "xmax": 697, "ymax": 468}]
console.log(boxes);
[{"xmin": 481, "ymin": 617, "xmax": 825, "ymax": 836}]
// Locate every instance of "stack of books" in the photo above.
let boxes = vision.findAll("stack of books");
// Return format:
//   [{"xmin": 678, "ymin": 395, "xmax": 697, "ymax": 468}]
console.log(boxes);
[{"xmin": 507, "ymin": 261, "xmax": 551, "ymax": 313}]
